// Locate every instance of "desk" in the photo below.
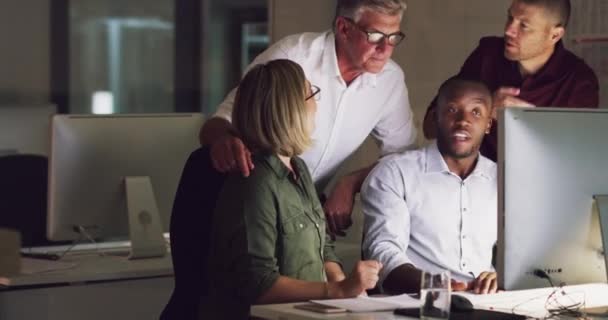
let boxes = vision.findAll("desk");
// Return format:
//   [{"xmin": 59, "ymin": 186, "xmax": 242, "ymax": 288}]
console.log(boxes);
[
  {"xmin": 0, "ymin": 251, "xmax": 173, "ymax": 320},
  {"xmin": 251, "ymin": 303, "xmax": 538, "ymax": 320},
  {"xmin": 252, "ymin": 285, "xmax": 608, "ymax": 320},
  {"xmin": 251, "ymin": 303, "xmax": 416, "ymax": 320}
]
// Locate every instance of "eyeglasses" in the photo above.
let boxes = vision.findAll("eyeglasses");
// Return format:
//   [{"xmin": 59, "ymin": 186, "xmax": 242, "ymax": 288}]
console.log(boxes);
[
  {"xmin": 342, "ymin": 17, "xmax": 405, "ymax": 46},
  {"xmin": 306, "ymin": 85, "xmax": 321, "ymax": 101}
]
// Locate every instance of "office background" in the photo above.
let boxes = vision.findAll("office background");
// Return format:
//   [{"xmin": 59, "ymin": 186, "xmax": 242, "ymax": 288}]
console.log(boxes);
[
  {"xmin": 2, "ymin": 0, "xmax": 606, "ymax": 261},
  {"xmin": 2, "ymin": 0, "xmax": 606, "ymax": 133},
  {"xmin": 0, "ymin": 1, "xmax": 607, "ymax": 318}
]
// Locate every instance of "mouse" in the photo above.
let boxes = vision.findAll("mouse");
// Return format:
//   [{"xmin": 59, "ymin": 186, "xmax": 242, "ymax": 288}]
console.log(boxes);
[{"xmin": 451, "ymin": 294, "xmax": 474, "ymax": 311}]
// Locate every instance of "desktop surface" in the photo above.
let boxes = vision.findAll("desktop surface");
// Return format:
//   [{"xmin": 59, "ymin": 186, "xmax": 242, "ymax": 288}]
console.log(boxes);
[
  {"xmin": 3, "ymin": 242, "xmax": 173, "ymax": 288},
  {"xmin": 252, "ymin": 303, "xmax": 526, "ymax": 320},
  {"xmin": 252, "ymin": 284, "xmax": 608, "ymax": 320}
]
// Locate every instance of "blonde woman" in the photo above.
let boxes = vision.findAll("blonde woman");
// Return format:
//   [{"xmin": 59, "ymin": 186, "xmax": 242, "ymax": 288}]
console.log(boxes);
[{"xmin": 202, "ymin": 59, "xmax": 382, "ymax": 319}]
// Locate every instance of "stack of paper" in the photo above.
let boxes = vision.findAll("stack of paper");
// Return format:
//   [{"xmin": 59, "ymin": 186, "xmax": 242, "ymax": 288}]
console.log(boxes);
[
  {"xmin": 311, "ymin": 294, "xmax": 421, "ymax": 313},
  {"xmin": 454, "ymin": 283, "xmax": 608, "ymax": 318}
]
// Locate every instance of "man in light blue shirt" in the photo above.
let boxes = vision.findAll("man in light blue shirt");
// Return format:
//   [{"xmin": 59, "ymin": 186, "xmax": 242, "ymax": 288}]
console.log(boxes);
[{"xmin": 362, "ymin": 77, "xmax": 498, "ymax": 295}]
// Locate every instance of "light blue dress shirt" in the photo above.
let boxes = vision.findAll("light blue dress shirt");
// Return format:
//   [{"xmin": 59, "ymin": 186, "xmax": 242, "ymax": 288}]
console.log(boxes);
[{"xmin": 361, "ymin": 141, "xmax": 497, "ymax": 286}]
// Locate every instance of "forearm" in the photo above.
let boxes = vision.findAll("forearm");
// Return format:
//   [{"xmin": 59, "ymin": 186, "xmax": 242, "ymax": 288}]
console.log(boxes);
[
  {"xmin": 382, "ymin": 263, "xmax": 422, "ymax": 295},
  {"xmin": 324, "ymin": 261, "xmax": 345, "ymax": 282},
  {"xmin": 199, "ymin": 117, "xmax": 233, "ymax": 145},
  {"xmin": 256, "ymin": 276, "xmax": 344, "ymax": 304},
  {"xmin": 342, "ymin": 164, "xmax": 376, "ymax": 194}
]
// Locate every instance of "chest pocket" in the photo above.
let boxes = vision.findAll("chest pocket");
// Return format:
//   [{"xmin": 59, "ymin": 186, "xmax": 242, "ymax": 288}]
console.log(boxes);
[
  {"xmin": 278, "ymin": 206, "xmax": 325, "ymax": 279},
  {"xmin": 280, "ymin": 207, "xmax": 316, "ymax": 235}
]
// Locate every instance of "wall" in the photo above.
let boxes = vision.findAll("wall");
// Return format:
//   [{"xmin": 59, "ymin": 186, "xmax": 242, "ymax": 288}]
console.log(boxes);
[
  {"xmin": 1, "ymin": 1, "xmax": 604, "ymax": 110},
  {"xmin": 202, "ymin": 0, "xmax": 268, "ymax": 114},
  {"xmin": 0, "ymin": 1, "xmax": 49, "ymax": 105}
]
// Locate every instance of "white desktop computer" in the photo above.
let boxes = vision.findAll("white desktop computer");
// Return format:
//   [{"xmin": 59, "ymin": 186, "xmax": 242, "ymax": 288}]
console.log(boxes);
[
  {"xmin": 497, "ymin": 108, "xmax": 608, "ymax": 290},
  {"xmin": 0, "ymin": 105, "xmax": 56, "ymax": 156},
  {"xmin": 47, "ymin": 113, "xmax": 203, "ymax": 259}
]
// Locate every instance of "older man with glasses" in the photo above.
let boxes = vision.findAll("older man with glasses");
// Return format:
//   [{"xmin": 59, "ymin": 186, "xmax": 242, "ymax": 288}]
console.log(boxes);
[{"xmin": 200, "ymin": 0, "xmax": 417, "ymax": 238}]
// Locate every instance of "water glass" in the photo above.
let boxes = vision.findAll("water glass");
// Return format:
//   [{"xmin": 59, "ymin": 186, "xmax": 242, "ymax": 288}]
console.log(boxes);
[{"xmin": 420, "ymin": 270, "xmax": 451, "ymax": 320}]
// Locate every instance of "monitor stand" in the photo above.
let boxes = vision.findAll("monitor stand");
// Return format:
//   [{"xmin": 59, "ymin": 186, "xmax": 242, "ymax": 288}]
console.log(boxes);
[
  {"xmin": 594, "ymin": 195, "xmax": 608, "ymax": 282},
  {"xmin": 124, "ymin": 176, "xmax": 167, "ymax": 259}
]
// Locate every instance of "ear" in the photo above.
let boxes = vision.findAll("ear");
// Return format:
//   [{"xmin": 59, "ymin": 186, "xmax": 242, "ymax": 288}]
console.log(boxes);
[
  {"xmin": 485, "ymin": 118, "xmax": 493, "ymax": 134},
  {"xmin": 431, "ymin": 107, "xmax": 439, "ymax": 124},
  {"xmin": 550, "ymin": 26, "xmax": 565, "ymax": 44},
  {"xmin": 335, "ymin": 16, "xmax": 350, "ymax": 40}
]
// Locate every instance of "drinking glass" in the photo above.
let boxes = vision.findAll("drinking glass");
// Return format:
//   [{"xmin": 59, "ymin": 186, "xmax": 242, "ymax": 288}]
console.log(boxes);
[{"xmin": 420, "ymin": 270, "xmax": 451, "ymax": 320}]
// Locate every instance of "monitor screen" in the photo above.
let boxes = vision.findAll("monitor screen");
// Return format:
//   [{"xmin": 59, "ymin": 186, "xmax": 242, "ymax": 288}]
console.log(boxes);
[
  {"xmin": 497, "ymin": 108, "xmax": 608, "ymax": 290},
  {"xmin": 0, "ymin": 105, "xmax": 56, "ymax": 156},
  {"xmin": 48, "ymin": 113, "xmax": 203, "ymax": 257}
]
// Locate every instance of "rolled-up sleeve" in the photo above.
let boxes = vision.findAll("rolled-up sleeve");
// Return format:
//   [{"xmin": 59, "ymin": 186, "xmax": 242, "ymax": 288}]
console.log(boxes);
[
  {"xmin": 323, "ymin": 233, "xmax": 342, "ymax": 267},
  {"xmin": 235, "ymin": 180, "xmax": 281, "ymax": 302},
  {"xmin": 361, "ymin": 159, "xmax": 412, "ymax": 285}
]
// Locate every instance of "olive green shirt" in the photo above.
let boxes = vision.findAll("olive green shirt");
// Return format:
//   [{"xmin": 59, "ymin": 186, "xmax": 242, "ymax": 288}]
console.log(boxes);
[{"xmin": 202, "ymin": 153, "xmax": 341, "ymax": 319}]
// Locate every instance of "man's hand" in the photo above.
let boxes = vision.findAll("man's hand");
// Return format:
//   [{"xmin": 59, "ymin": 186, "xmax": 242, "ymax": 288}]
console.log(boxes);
[
  {"xmin": 323, "ymin": 176, "xmax": 357, "ymax": 237},
  {"xmin": 492, "ymin": 87, "xmax": 535, "ymax": 119},
  {"xmin": 209, "ymin": 134, "xmax": 254, "ymax": 176},
  {"xmin": 470, "ymin": 272, "xmax": 498, "ymax": 294},
  {"xmin": 452, "ymin": 272, "xmax": 498, "ymax": 294},
  {"xmin": 451, "ymin": 279, "xmax": 469, "ymax": 292}
]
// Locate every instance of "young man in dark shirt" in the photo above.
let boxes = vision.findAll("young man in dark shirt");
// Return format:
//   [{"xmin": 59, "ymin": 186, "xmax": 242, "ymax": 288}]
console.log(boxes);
[{"xmin": 423, "ymin": 0, "xmax": 599, "ymax": 161}]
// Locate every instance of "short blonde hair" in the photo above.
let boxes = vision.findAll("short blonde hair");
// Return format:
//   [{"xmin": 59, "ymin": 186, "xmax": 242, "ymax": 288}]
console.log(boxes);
[{"xmin": 232, "ymin": 59, "xmax": 312, "ymax": 157}]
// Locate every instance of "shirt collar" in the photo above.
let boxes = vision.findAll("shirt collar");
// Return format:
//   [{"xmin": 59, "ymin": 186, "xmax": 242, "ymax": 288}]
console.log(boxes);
[
  {"xmin": 524, "ymin": 40, "xmax": 568, "ymax": 82},
  {"xmin": 259, "ymin": 153, "xmax": 290, "ymax": 179},
  {"xmin": 425, "ymin": 141, "xmax": 451, "ymax": 174},
  {"xmin": 325, "ymin": 31, "xmax": 379, "ymax": 89},
  {"xmin": 259, "ymin": 153, "xmax": 306, "ymax": 180},
  {"xmin": 323, "ymin": 32, "xmax": 342, "ymax": 80},
  {"xmin": 424, "ymin": 141, "xmax": 493, "ymax": 180},
  {"xmin": 469, "ymin": 155, "xmax": 494, "ymax": 180}
]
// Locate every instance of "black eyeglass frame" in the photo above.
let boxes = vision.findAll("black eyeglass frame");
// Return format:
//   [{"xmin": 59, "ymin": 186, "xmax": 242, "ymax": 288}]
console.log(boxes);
[
  {"xmin": 306, "ymin": 85, "xmax": 321, "ymax": 101},
  {"xmin": 342, "ymin": 16, "xmax": 405, "ymax": 46}
]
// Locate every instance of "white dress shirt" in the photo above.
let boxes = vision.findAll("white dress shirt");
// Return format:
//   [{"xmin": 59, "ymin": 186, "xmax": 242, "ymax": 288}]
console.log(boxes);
[
  {"xmin": 361, "ymin": 142, "xmax": 497, "ymax": 285},
  {"xmin": 213, "ymin": 31, "xmax": 417, "ymax": 191}
]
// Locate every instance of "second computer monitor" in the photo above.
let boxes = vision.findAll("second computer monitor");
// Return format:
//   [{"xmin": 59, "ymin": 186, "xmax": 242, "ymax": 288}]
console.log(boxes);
[
  {"xmin": 48, "ymin": 113, "xmax": 203, "ymax": 256},
  {"xmin": 0, "ymin": 105, "xmax": 56, "ymax": 156},
  {"xmin": 497, "ymin": 107, "xmax": 608, "ymax": 290}
]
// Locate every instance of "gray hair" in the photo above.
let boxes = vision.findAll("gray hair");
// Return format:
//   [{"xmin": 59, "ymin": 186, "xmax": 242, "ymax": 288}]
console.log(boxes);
[{"xmin": 334, "ymin": 0, "xmax": 407, "ymax": 25}]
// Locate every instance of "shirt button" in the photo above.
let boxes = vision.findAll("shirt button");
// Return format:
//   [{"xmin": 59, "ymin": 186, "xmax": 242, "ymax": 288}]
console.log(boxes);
[
  {"xmin": 315, "ymin": 223, "xmax": 319, "ymax": 228},
  {"xmin": 462, "ymin": 235, "xmax": 467, "ymax": 239},
  {"xmin": 463, "ymin": 208, "xmax": 467, "ymax": 212},
  {"xmin": 299, "ymin": 223, "xmax": 304, "ymax": 229}
]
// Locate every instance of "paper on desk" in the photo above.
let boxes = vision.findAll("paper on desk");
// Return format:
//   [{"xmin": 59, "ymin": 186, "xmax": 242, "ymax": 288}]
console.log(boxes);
[
  {"xmin": 454, "ymin": 283, "xmax": 608, "ymax": 318},
  {"xmin": 311, "ymin": 293, "xmax": 421, "ymax": 313}
]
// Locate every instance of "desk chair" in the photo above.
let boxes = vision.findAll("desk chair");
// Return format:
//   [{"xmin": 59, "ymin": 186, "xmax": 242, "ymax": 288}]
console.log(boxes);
[
  {"xmin": 160, "ymin": 146, "xmax": 226, "ymax": 320},
  {"xmin": 0, "ymin": 154, "xmax": 49, "ymax": 247}
]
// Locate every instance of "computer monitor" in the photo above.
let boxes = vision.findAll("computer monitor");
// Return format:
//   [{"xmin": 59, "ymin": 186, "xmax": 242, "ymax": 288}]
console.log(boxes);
[
  {"xmin": 497, "ymin": 107, "xmax": 608, "ymax": 290},
  {"xmin": 0, "ymin": 105, "xmax": 56, "ymax": 156},
  {"xmin": 48, "ymin": 113, "xmax": 203, "ymax": 258}
]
